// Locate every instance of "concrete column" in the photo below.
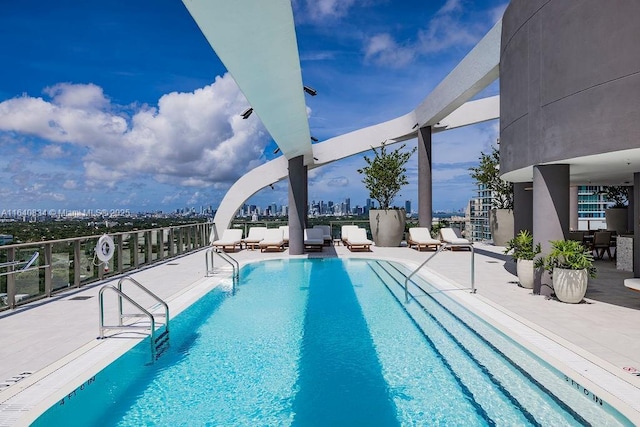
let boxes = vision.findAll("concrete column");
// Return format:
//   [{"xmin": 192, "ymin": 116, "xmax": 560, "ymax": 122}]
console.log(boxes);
[
  {"xmin": 533, "ymin": 164, "xmax": 570, "ymax": 295},
  {"xmin": 628, "ymin": 185, "xmax": 634, "ymax": 234},
  {"xmin": 288, "ymin": 156, "xmax": 306, "ymax": 255},
  {"xmin": 513, "ymin": 182, "xmax": 533, "ymax": 235},
  {"xmin": 634, "ymin": 173, "xmax": 640, "ymax": 277},
  {"xmin": 569, "ymin": 186, "xmax": 579, "ymax": 230},
  {"xmin": 418, "ymin": 126, "xmax": 433, "ymax": 229}
]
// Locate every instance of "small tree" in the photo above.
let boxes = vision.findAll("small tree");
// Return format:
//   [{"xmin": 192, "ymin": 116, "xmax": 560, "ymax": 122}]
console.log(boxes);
[
  {"xmin": 469, "ymin": 146, "xmax": 513, "ymax": 210},
  {"xmin": 603, "ymin": 186, "xmax": 629, "ymax": 208},
  {"xmin": 357, "ymin": 141, "xmax": 417, "ymax": 209}
]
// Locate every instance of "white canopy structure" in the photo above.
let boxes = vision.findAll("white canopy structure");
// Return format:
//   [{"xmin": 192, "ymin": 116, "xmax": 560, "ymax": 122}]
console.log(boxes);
[{"xmin": 182, "ymin": 0, "xmax": 501, "ymax": 241}]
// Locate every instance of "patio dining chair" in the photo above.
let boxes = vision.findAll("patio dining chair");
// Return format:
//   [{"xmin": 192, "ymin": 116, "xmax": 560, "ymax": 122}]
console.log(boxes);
[{"xmin": 592, "ymin": 231, "xmax": 613, "ymax": 260}]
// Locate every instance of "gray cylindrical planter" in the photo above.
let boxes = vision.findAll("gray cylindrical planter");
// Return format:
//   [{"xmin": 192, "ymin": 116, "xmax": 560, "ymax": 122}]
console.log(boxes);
[
  {"xmin": 489, "ymin": 208, "xmax": 514, "ymax": 246},
  {"xmin": 516, "ymin": 259, "xmax": 534, "ymax": 289},
  {"xmin": 605, "ymin": 208, "xmax": 627, "ymax": 234},
  {"xmin": 552, "ymin": 268, "xmax": 588, "ymax": 303},
  {"xmin": 369, "ymin": 209, "xmax": 406, "ymax": 247}
]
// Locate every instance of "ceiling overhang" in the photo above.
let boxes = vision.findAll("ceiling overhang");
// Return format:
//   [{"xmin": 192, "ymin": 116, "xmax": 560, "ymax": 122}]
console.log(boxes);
[{"xmin": 182, "ymin": 0, "xmax": 313, "ymax": 163}]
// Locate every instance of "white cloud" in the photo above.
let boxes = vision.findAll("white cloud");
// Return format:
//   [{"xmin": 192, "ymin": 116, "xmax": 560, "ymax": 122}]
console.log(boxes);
[
  {"xmin": 41, "ymin": 144, "xmax": 65, "ymax": 158},
  {"xmin": 364, "ymin": 34, "xmax": 415, "ymax": 67},
  {"xmin": 295, "ymin": 0, "xmax": 357, "ymax": 21},
  {"xmin": 0, "ymin": 74, "xmax": 271, "ymax": 191},
  {"xmin": 43, "ymin": 83, "xmax": 109, "ymax": 110},
  {"xmin": 62, "ymin": 179, "xmax": 78, "ymax": 190},
  {"xmin": 363, "ymin": 2, "xmax": 493, "ymax": 68}
]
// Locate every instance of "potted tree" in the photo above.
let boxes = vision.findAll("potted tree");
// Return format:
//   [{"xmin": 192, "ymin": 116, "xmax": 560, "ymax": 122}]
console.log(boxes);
[
  {"xmin": 469, "ymin": 147, "xmax": 514, "ymax": 246},
  {"xmin": 504, "ymin": 230, "xmax": 540, "ymax": 289},
  {"xmin": 537, "ymin": 239, "xmax": 596, "ymax": 303},
  {"xmin": 358, "ymin": 141, "xmax": 416, "ymax": 247},
  {"xmin": 603, "ymin": 186, "xmax": 629, "ymax": 234}
]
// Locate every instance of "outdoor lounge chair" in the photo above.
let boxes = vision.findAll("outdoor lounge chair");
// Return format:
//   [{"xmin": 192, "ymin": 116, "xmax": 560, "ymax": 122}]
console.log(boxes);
[
  {"xmin": 304, "ymin": 228, "xmax": 324, "ymax": 251},
  {"xmin": 242, "ymin": 226, "xmax": 267, "ymax": 250},
  {"xmin": 439, "ymin": 227, "xmax": 471, "ymax": 249},
  {"xmin": 211, "ymin": 229, "xmax": 243, "ymax": 252},
  {"xmin": 346, "ymin": 228, "xmax": 372, "ymax": 252},
  {"xmin": 592, "ymin": 231, "xmax": 613, "ymax": 260},
  {"xmin": 313, "ymin": 225, "xmax": 332, "ymax": 245},
  {"xmin": 407, "ymin": 227, "xmax": 441, "ymax": 251},
  {"xmin": 341, "ymin": 225, "xmax": 360, "ymax": 245},
  {"xmin": 259, "ymin": 228, "xmax": 285, "ymax": 252},
  {"xmin": 279, "ymin": 225, "xmax": 289, "ymax": 246}
]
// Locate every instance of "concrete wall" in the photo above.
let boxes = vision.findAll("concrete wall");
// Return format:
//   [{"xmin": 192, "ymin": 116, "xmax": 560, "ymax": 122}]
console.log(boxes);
[{"xmin": 500, "ymin": 0, "xmax": 640, "ymax": 176}]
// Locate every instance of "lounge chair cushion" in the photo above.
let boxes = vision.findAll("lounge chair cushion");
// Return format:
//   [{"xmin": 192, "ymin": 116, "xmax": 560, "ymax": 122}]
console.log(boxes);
[
  {"xmin": 439, "ymin": 228, "xmax": 470, "ymax": 245},
  {"xmin": 304, "ymin": 228, "xmax": 324, "ymax": 245},
  {"xmin": 313, "ymin": 225, "xmax": 332, "ymax": 242},
  {"xmin": 346, "ymin": 228, "xmax": 373, "ymax": 252},
  {"xmin": 259, "ymin": 229, "xmax": 285, "ymax": 251},
  {"xmin": 212, "ymin": 229, "xmax": 243, "ymax": 251},
  {"xmin": 341, "ymin": 225, "xmax": 359, "ymax": 242}
]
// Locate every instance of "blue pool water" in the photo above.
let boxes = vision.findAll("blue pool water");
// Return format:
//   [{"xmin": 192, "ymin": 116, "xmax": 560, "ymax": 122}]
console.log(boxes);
[{"xmin": 34, "ymin": 258, "xmax": 631, "ymax": 426}]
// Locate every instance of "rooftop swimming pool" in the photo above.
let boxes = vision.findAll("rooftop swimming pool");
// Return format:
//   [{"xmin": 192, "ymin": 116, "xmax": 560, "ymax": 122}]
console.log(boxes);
[{"xmin": 33, "ymin": 258, "xmax": 631, "ymax": 426}]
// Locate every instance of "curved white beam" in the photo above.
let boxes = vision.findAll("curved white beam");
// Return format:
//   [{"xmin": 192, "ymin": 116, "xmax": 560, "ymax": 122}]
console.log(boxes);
[
  {"xmin": 212, "ymin": 95, "xmax": 500, "ymax": 237},
  {"xmin": 182, "ymin": 0, "xmax": 313, "ymax": 162},
  {"xmin": 415, "ymin": 20, "xmax": 501, "ymax": 127}
]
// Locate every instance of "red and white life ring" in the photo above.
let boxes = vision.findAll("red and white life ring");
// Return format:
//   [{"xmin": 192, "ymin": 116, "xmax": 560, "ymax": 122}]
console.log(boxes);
[{"xmin": 96, "ymin": 234, "xmax": 115, "ymax": 263}]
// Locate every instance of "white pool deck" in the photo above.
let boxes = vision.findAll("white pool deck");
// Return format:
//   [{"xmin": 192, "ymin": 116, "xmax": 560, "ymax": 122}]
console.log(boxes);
[{"xmin": 1, "ymin": 242, "xmax": 640, "ymax": 425}]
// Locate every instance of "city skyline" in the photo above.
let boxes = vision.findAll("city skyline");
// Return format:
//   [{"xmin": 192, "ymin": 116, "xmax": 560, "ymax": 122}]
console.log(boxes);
[{"xmin": 0, "ymin": 0, "xmax": 505, "ymax": 214}]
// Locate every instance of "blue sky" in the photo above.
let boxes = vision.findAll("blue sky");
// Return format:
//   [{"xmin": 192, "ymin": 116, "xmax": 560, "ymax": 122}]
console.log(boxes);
[{"xmin": 0, "ymin": 0, "xmax": 506, "ymax": 214}]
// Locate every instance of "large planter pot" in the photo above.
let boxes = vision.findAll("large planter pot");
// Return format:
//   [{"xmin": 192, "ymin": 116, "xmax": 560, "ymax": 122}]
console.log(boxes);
[
  {"xmin": 516, "ymin": 259, "xmax": 535, "ymax": 289},
  {"xmin": 369, "ymin": 209, "xmax": 406, "ymax": 247},
  {"xmin": 489, "ymin": 208, "xmax": 514, "ymax": 246},
  {"xmin": 605, "ymin": 208, "xmax": 627, "ymax": 234},
  {"xmin": 552, "ymin": 267, "xmax": 588, "ymax": 303}
]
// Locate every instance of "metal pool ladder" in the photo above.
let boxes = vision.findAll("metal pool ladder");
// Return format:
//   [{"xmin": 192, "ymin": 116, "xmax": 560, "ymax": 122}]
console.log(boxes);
[
  {"xmin": 404, "ymin": 243, "xmax": 476, "ymax": 303},
  {"xmin": 98, "ymin": 276, "xmax": 170, "ymax": 361},
  {"xmin": 205, "ymin": 247, "xmax": 239, "ymax": 279}
]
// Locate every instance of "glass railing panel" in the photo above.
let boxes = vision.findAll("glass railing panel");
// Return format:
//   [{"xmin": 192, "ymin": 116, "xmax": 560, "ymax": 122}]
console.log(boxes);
[
  {"xmin": 121, "ymin": 233, "xmax": 133, "ymax": 270},
  {"xmin": 79, "ymin": 238, "xmax": 100, "ymax": 286},
  {"xmin": 51, "ymin": 241, "xmax": 72, "ymax": 292},
  {"xmin": 151, "ymin": 231, "xmax": 159, "ymax": 262},
  {"xmin": 14, "ymin": 246, "xmax": 44, "ymax": 303}
]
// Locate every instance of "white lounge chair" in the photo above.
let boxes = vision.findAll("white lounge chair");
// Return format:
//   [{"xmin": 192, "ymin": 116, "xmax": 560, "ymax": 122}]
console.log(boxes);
[
  {"xmin": 243, "ymin": 227, "xmax": 267, "ymax": 250},
  {"xmin": 341, "ymin": 225, "xmax": 359, "ymax": 245},
  {"xmin": 407, "ymin": 227, "xmax": 441, "ymax": 251},
  {"xmin": 259, "ymin": 229, "xmax": 285, "ymax": 252},
  {"xmin": 279, "ymin": 225, "xmax": 289, "ymax": 246},
  {"xmin": 211, "ymin": 229, "xmax": 243, "ymax": 252},
  {"xmin": 346, "ymin": 228, "xmax": 373, "ymax": 252},
  {"xmin": 439, "ymin": 227, "xmax": 471, "ymax": 250},
  {"xmin": 313, "ymin": 225, "xmax": 332, "ymax": 245},
  {"xmin": 304, "ymin": 228, "xmax": 324, "ymax": 251}
]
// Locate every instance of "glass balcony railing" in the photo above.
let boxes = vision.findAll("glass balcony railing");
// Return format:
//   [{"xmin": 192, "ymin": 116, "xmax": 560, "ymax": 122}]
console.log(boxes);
[{"xmin": 0, "ymin": 223, "xmax": 213, "ymax": 311}]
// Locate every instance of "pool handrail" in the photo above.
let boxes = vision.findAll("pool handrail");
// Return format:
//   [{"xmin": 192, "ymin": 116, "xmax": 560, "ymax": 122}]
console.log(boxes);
[
  {"xmin": 98, "ymin": 285, "xmax": 157, "ymax": 360},
  {"xmin": 404, "ymin": 243, "xmax": 476, "ymax": 303},
  {"xmin": 205, "ymin": 247, "xmax": 239, "ymax": 279},
  {"xmin": 117, "ymin": 276, "xmax": 169, "ymax": 336}
]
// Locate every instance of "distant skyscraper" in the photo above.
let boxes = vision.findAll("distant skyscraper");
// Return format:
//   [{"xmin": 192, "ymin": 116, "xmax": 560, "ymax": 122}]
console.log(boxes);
[
  {"xmin": 345, "ymin": 198, "xmax": 351, "ymax": 215},
  {"xmin": 405, "ymin": 200, "xmax": 411, "ymax": 214}
]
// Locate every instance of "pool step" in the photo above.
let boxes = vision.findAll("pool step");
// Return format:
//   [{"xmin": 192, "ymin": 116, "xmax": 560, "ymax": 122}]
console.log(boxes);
[{"xmin": 368, "ymin": 261, "xmax": 588, "ymax": 426}]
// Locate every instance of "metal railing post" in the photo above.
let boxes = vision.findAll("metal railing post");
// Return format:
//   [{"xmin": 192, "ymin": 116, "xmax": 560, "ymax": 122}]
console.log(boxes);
[
  {"xmin": 145, "ymin": 230, "xmax": 152, "ymax": 264},
  {"xmin": 132, "ymin": 231, "xmax": 139, "ymax": 268},
  {"xmin": 168, "ymin": 228, "xmax": 175, "ymax": 257},
  {"xmin": 157, "ymin": 230, "xmax": 164, "ymax": 261},
  {"xmin": 7, "ymin": 247, "xmax": 16, "ymax": 309},
  {"xmin": 74, "ymin": 240, "xmax": 81, "ymax": 287},
  {"xmin": 116, "ymin": 234, "xmax": 124, "ymax": 273},
  {"xmin": 44, "ymin": 243, "xmax": 52, "ymax": 297}
]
